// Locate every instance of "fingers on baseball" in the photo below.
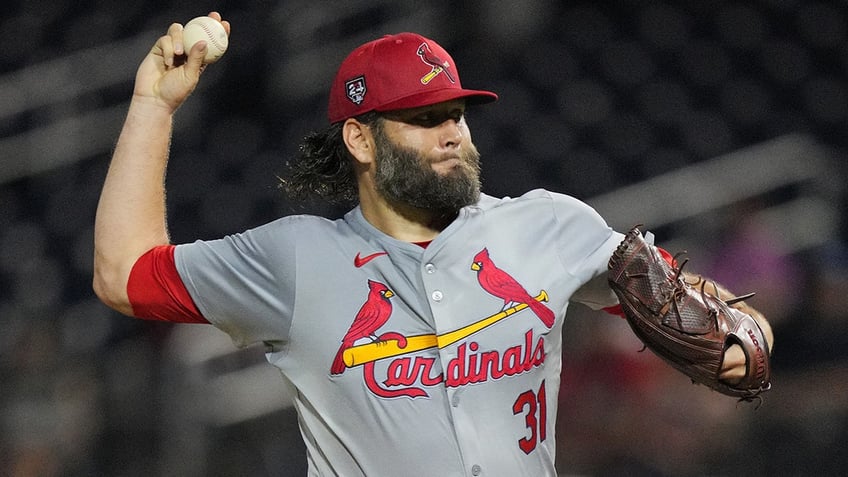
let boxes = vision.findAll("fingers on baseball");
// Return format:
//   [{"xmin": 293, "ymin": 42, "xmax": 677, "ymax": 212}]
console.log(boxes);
[
  {"xmin": 207, "ymin": 11, "xmax": 230, "ymax": 30},
  {"xmin": 187, "ymin": 41, "xmax": 209, "ymax": 64},
  {"xmin": 167, "ymin": 22, "xmax": 185, "ymax": 55},
  {"xmin": 154, "ymin": 34, "xmax": 175, "ymax": 67},
  {"xmin": 167, "ymin": 31, "xmax": 206, "ymax": 71},
  {"xmin": 204, "ymin": 11, "xmax": 231, "ymax": 38},
  {"xmin": 156, "ymin": 24, "xmax": 184, "ymax": 67}
]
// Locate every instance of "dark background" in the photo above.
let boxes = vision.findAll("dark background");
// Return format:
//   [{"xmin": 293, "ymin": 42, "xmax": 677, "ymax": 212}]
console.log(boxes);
[{"xmin": 1, "ymin": 1, "xmax": 846, "ymax": 475}]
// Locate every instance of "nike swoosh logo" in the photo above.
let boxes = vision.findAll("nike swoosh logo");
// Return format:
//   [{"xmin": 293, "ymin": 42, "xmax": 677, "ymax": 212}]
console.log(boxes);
[{"xmin": 354, "ymin": 251, "xmax": 388, "ymax": 268}]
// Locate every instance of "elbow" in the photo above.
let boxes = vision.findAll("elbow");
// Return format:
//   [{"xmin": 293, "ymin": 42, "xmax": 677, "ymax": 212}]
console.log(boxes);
[
  {"xmin": 92, "ymin": 258, "xmax": 135, "ymax": 317},
  {"xmin": 92, "ymin": 271, "xmax": 116, "ymax": 308}
]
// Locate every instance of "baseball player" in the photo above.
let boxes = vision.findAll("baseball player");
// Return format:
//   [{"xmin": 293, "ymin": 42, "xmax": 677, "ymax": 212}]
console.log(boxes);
[{"xmin": 93, "ymin": 12, "xmax": 773, "ymax": 476}]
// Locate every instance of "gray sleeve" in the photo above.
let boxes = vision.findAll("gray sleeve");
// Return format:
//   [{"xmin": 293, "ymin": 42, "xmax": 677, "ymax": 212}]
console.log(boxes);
[
  {"xmin": 174, "ymin": 218, "xmax": 298, "ymax": 348},
  {"xmin": 548, "ymin": 193, "xmax": 624, "ymax": 309}
]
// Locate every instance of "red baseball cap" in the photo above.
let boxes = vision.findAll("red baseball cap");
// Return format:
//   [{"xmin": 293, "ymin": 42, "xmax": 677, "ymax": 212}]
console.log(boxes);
[{"xmin": 328, "ymin": 32, "xmax": 498, "ymax": 123}]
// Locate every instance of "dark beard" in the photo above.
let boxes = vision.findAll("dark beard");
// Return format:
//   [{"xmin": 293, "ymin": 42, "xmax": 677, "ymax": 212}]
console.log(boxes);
[{"xmin": 372, "ymin": 128, "xmax": 481, "ymax": 214}]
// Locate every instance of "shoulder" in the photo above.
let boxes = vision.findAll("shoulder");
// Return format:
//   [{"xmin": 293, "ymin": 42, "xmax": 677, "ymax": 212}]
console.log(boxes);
[
  {"xmin": 176, "ymin": 213, "xmax": 347, "ymax": 260},
  {"xmin": 476, "ymin": 189, "xmax": 597, "ymax": 215},
  {"xmin": 475, "ymin": 189, "xmax": 614, "ymax": 235},
  {"xmin": 233, "ymin": 213, "xmax": 345, "ymax": 241}
]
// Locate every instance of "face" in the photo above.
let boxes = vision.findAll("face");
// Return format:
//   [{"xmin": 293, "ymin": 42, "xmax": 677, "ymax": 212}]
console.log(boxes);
[{"xmin": 371, "ymin": 100, "xmax": 481, "ymax": 213}]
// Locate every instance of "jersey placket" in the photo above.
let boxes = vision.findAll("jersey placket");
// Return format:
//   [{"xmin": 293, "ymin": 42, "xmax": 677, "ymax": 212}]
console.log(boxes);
[{"xmin": 419, "ymin": 253, "xmax": 489, "ymax": 477}]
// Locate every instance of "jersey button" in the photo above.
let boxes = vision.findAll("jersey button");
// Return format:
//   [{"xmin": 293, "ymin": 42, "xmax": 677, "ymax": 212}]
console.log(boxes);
[
  {"xmin": 431, "ymin": 290, "xmax": 443, "ymax": 302},
  {"xmin": 471, "ymin": 464, "xmax": 482, "ymax": 475},
  {"xmin": 424, "ymin": 263, "xmax": 436, "ymax": 274}
]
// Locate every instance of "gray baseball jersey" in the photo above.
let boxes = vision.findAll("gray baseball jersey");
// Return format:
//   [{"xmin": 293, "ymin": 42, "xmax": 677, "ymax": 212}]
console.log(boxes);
[{"xmin": 175, "ymin": 189, "xmax": 624, "ymax": 476}]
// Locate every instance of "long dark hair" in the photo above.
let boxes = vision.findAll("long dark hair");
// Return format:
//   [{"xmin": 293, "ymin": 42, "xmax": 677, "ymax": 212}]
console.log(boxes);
[{"xmin": 280, "ymin": 112, "xmax": 382, "ymax": 205}]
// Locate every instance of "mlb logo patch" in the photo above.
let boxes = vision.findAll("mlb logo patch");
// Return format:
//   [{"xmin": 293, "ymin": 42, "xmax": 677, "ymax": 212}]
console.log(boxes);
[{"xmin": 345, "ymin": 76, "xmax": 367, "ymax": 105}]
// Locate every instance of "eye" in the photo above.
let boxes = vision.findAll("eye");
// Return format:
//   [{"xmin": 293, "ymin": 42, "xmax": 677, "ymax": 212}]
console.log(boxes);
[
  {"xmin": 412, "ymin": 109, "xmax": 465, "ymax": 127},
  {"xmin": 449, "ymin": 109, "xmax": 465, "ymax": 123},
  {"xmin": 415, "ymin": 113, "xmax": 434, "ymax": 125},
  {"xmin": 404, "ymin": 113, "xmax": 442, "ymax": 128}
]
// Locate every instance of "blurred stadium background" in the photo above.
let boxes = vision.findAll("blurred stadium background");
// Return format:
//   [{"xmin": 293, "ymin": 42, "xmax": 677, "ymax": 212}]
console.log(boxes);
[{"xmin": 1, "ymin": 0, "xmax": 847, "ymax": 475}]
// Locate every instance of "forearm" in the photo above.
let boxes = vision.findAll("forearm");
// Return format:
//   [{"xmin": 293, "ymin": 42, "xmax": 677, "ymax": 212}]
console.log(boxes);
[{"xmin": 93, "ymin": 96, "xmax": 175, "ymax": 314}]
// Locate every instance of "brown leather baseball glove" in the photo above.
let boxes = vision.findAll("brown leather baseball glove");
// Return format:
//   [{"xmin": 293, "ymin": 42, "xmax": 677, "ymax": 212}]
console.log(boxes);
[{"xmin": 608, "ymin": 226, "xmax": 771, "ymax": 401}]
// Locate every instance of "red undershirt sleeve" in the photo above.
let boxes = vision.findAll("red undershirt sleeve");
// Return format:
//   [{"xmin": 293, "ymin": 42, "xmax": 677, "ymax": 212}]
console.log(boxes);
[
  {"xmin": 126, "ymin": 245, "xmax": 209, "ymax": 324},
  {"xmin": 602, "ymin": 245, "xmax": 676, "ymax": 318}
]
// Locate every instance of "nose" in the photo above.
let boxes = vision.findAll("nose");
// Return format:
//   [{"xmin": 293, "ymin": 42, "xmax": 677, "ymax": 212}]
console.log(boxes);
[{"xmin": 439, "ymin": 119, "xmax": 464, "ymax": 149}]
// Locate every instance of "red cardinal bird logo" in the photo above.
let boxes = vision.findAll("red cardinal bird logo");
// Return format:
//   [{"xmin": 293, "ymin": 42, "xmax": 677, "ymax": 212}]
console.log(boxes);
[
  {"xmin": 471, "ymin": 248, "xmax": 555, "ymax": 328},
  {"xmin": 417, "ymin": 42, "xmax": 456, "ymax": 84},
  {"xmin": 331, "ymin": 280, "xmax": 395, "ymax": 375}
]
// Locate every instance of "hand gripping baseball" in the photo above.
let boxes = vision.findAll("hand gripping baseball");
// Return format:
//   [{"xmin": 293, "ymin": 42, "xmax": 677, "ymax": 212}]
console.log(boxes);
[
  {"xmin": 134, "ymin": 12, "xmax": 231, "ymax": 112},
  {"xmin": 608, "ymin": 226, "xmax": 772, "ymax": 402}
]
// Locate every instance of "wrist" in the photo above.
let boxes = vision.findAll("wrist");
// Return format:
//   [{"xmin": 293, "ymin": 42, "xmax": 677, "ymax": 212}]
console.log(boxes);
[{"xmin": 129, "ymin": 93, "xmax": 180, "ymax": 117}]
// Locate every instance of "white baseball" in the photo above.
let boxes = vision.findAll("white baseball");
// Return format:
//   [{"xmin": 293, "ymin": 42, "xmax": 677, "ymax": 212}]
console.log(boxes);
[{"xmin": 183, "ymin": 16, "xmax": 228, "ymax": 64}]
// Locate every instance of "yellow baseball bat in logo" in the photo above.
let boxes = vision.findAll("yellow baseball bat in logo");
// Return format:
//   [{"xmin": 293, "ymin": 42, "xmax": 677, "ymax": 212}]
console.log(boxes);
[
  {"xmin": 420, "ymin": 66, "xmax": 443, "ymax": 85},
  {"xmin": 342, "ymin": 290, "xmax": 549, "ymax": 368}
]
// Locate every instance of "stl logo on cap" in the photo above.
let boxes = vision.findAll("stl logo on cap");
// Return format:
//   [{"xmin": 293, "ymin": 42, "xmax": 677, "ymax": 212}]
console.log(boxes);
[
  {"xmin": 345, "ymin": 76, "xmax": 367, "ymax": 105},
  {"xmin": 417, "ymin": 42, "xmax": 455, "ymax": 85}
]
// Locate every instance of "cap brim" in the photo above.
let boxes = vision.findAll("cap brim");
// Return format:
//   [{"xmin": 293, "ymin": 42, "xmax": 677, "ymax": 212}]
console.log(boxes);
[{"xmin": 376, "ymin": 88, "xmax": 498, "ymax": 113}]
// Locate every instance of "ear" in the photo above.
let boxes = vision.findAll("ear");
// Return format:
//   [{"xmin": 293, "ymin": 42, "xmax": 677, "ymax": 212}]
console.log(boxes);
[{"xmin": 342, "ymin": 118, "xmax": 375, "ymax": 166}]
